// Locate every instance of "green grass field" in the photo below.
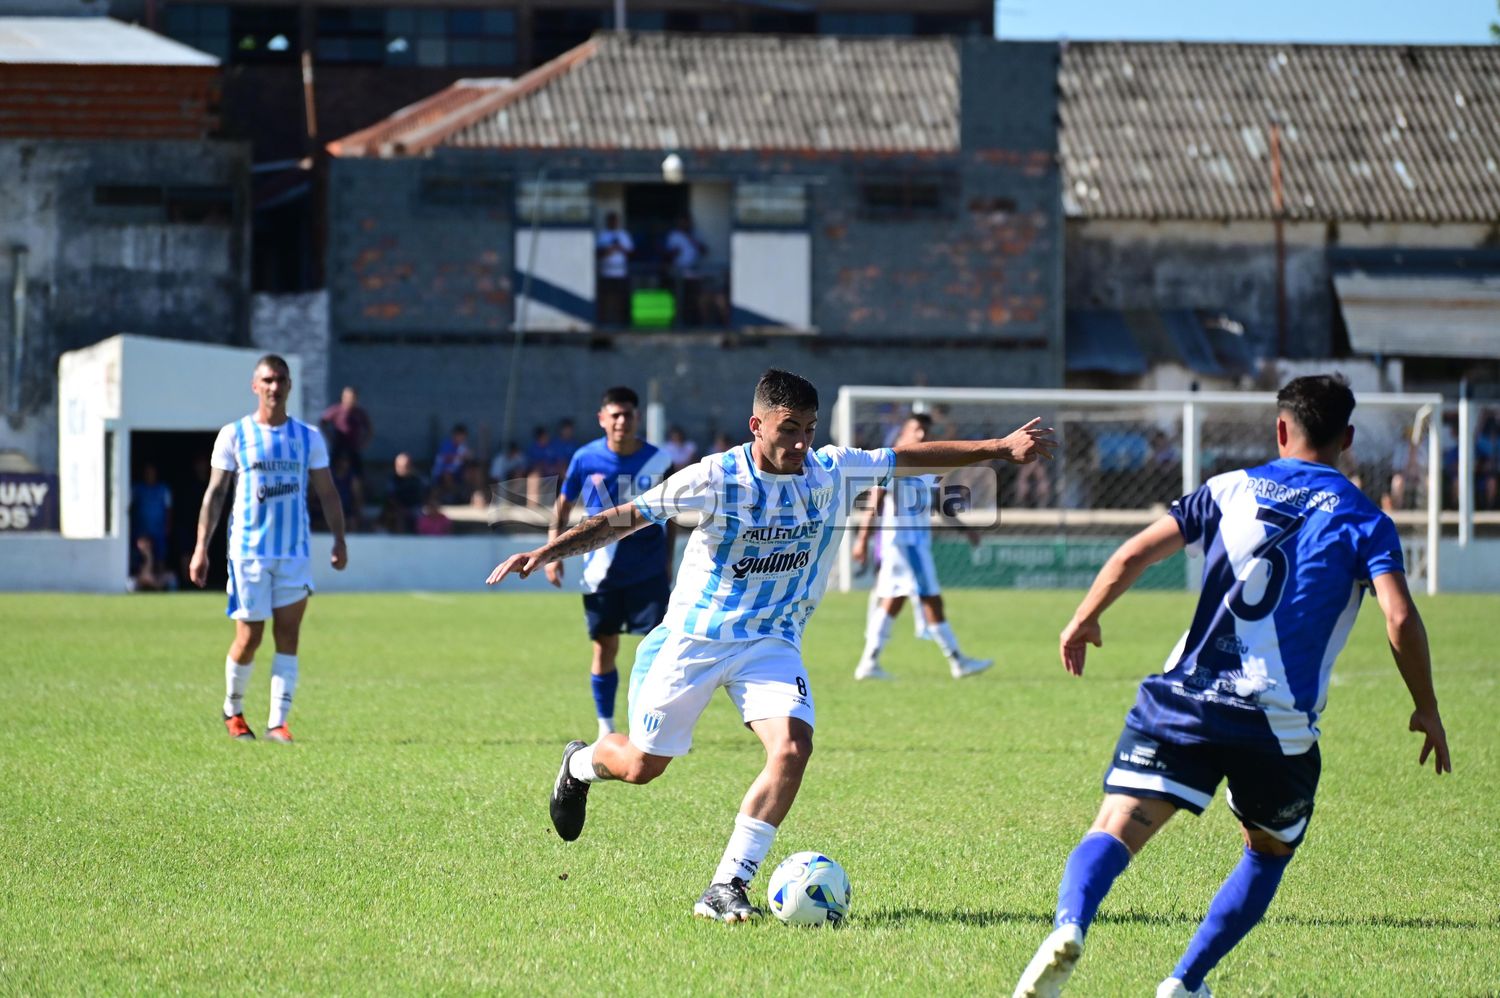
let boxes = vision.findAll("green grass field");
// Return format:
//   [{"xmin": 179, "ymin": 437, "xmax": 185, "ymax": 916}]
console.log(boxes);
[{"xmin": 2, "ymin": 589, "xmax": 1496, "ymax": 996}]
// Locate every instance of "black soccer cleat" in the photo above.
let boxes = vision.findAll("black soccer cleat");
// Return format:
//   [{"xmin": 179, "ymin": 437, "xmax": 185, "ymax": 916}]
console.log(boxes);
[
  {"xmin": 549, "ymin": 739, "xmax": 591, "ymax": 841},
  {"xmin": 693, "ymin": 878, "xmax": 764, "ymax": 923}
]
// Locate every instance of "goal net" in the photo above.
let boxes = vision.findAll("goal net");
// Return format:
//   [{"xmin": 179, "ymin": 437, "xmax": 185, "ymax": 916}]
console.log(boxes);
[{"xmin": 833, "ymin": 387, "xmax": 1443, "ymax": 594}]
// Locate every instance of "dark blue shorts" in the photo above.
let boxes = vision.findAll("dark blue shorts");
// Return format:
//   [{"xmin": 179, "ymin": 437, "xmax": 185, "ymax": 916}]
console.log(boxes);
[
  {"xmin": 582, "ymin": 575, "xmax": 669, "ymax": 640},
  {"xmin": 1102, "ymin": 724, "xmax": 1321, "ymax": 847}
]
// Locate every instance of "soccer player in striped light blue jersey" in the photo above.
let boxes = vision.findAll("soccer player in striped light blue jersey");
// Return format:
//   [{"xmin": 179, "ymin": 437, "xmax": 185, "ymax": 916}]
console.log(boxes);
[
  {"xmin": 190, "ymin": 354, "xmax": 349, "ymax": 744},
  {"xmin": 1013, "ymin": 375, "xmax": 1451, "ymax": 998},
  {"xmin": 545, "ymin": 386, "xmax": 676, "ymax": 739},
  {"xmin": 487, "ymin": 369, "xmax": 1054, "ymax": 922}
]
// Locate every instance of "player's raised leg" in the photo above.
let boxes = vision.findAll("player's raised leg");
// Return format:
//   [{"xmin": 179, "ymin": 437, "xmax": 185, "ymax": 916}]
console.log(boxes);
[
  {"xmin": 1014, "ymin": 794, "xmax": 1175, "ymax": 998},
  {"xmin": 549, "ymin": 733, "xmax": 672, "ymax": 841}
]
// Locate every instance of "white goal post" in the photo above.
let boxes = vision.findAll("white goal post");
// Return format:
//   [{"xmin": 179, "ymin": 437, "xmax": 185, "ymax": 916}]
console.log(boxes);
[{"xmin": 833, "ymin": 386, "xmax": 1444, "ymax": 595}]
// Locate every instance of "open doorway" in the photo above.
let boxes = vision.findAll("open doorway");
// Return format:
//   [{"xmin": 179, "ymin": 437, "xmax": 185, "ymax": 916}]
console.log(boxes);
[
  {"xmin": 130, "ymin": 431, "xmax": 225, "ymax": 590},
  {"xmin": 604, "ymin": 181, "xmax": 730, "ymax": 328}
]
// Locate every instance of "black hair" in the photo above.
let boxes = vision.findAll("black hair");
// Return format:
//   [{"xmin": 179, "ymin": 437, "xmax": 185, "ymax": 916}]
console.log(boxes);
[
  {"xmin": 1276, "ymin": 374, "xmax": 1356, "ymax": 448},
  {"xmin": 907, "ymin": 412, "xmax": 933, "ymax": 430},
  {"xmin": 753, "ymin": 368, "xmax": 819, "ymax": 414},
  {"xmin": 600, "ymin": 385, "xmax": 639, "ymax": 409},
  {"xmin": 452, "ymin": 423, "xmax": 468, "ymax": 436},
  {"xmin": 254, "ymin": 353, "xmax": 290, "ymax": 376}
]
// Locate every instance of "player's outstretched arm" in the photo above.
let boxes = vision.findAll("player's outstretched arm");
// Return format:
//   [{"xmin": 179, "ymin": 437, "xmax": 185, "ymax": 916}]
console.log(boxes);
[
  {"xmin": 486, "ymin": 501, "xmax": 648, "ymax": 586},
  {"xmin": 309, "ymin": 467, "xmax": 349, "ymax": 571},
  {"xmin": 1372, "ymin": 571, "xmax": 1451, "ymax": 774},
  {"xmin": 188, "ymin": 468, "xmax": 234, "ymax": 588},
  {"xmin": 1059, "ymin": 516, "xmax": 1184, "ymax": 677},
  {"xmin": 892, "ymin": 417, "xmax": 1055, "ymax": 470}
]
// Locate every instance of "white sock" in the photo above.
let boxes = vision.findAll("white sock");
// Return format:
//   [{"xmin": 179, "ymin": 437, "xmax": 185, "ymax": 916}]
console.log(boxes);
[
  {"xmin": 224, "ymin": 657, "xmax": 253, "ymax": 718},
  {"xmin": 931, "ymin": 621, "xmax": 962, "ymax": 661},
  {"xmin": 568, "ymin": 742, "xmax": 600, "ymax": 782},
  {"xmin": 597, "ymin": 717, "xmax": 616, "ymax": 737},
  {"xmin": 712, "ymin": 813, "xmax": 778, "ymax": 885},
  {"xmin": 268, "ymin": 653, "xmax": 298, "ymax": 728},
  {"xmin": 859, "ymin": 611, "xmax": 895, "ymax": 666}
]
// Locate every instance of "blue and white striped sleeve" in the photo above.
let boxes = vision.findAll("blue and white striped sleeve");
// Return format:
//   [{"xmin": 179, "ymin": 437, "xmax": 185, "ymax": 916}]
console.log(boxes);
[
  {"xmin": 816, "ymin": 445, "xmax": 896, "ymax": 490},
  {"xmin": 633, "ymin": 458, "xmax": 716, "ymax": 525}
]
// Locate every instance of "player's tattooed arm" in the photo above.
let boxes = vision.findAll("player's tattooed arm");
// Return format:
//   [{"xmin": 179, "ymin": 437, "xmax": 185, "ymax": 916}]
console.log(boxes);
[
  {"xmin": 195, "ymin": 468, "xmax": 234, "ymax": 544},
  {"xmin": 486, "ymin": 502, "xmax": 647, "ymax": 585},
  {"xmin": 547, "ymin": 507, "xmax": 639, "ymax": 560},
  {"xmin": 188, "ymin": 468, "xmax": 234, "ymax": 588}
]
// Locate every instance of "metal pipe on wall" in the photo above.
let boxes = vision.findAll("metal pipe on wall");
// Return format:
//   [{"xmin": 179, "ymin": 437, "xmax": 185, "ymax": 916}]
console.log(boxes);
[{"xmin": 9, "ymin": 244, "xmax": 27, "ymax": 423}]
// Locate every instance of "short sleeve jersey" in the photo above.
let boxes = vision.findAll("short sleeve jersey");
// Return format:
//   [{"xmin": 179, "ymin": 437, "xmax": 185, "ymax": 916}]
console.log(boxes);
[
  {"xmin": 210, "ymin": 416, "xmax": 329, "ymax": 561},
  {"xmin": 633, "ymin": 443, "xmax": 896, "ymax": 646},
  {"xmin": 559, "ymin": 438, "xmax": 674, "ymax": 593},
  {"xmin": 1128, "ymin": 457, "xmax": 1404, "ymax": 755}
]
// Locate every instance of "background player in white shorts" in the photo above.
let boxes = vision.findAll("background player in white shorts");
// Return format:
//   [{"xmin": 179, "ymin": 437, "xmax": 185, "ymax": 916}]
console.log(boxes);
[
  {"xmin": 487, "ymin": 369, "xmax": 1054, "ymax": 922},
  {"xmin": 852, "ymin": 412, "xmax": 992, "ymax": 680},
  {"xmin": 190, "ymin": 354, "xmax": 348, "ymax": 743}
]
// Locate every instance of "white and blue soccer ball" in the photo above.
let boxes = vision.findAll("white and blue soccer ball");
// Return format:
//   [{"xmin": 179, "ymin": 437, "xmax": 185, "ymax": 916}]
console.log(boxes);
[{"xmin": 766, "ymin": 851, "xmax": 851, "ymax": 926}]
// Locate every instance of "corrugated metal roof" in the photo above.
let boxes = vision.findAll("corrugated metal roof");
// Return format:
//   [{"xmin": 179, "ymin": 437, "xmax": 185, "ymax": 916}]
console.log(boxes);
[
  {"xmin": 1335, "ymin": 272, "xmax": 1500, "ymax": 358},
  {"xmin": 0, "ymin": 17, "xmax": 217, "ymax": 66},
  {"xmin": 327, "ymin": 77, "xmax": 513, "ymax": 158},
  {"xmin": 1060, "ymin": 41, "xmax": 1500, "ymax": 223},
  {"xmin": 331, "ymin": 31, "xmax": 958, "ymax": 157}
]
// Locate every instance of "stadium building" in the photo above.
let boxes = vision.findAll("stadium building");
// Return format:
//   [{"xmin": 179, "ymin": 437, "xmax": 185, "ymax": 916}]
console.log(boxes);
[{"xmin": 324, "ymin": 32, "xmax": 1064, "ymax": 460}]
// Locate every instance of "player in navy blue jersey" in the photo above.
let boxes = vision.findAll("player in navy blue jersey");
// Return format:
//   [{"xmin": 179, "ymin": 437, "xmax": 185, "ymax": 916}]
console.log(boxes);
[
  {"xmin": 1014, "ymin": 375, "xmax": 1451, "ymax": 998},
  {"xmin": 547, "ymin": 387, "xmax": 676, "ymax": 738}
]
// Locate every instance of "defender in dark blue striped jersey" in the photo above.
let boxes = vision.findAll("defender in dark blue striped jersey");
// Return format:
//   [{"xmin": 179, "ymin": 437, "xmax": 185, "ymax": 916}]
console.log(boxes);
[
  {"xmin": 1014, "ymin": 375, "xmax": 1451, "ymax": 998},
  {"xmin": 190, "ymin": 354, "xmax": 349, "ymax": 744},
  {"xmin": 487, "ymin": 369, "xmax": 1054, "ymax": 922}
]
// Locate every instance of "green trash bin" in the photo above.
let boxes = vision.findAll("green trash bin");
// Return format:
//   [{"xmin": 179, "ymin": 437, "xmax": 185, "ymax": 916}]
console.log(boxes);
[{"xmin": 631, "ymin": 288, "xmax": 675, "ymax": 329}]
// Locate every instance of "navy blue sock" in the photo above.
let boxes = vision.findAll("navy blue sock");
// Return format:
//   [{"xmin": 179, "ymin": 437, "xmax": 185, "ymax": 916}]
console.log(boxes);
[
  {"xmin": 1055, "ymin": 831, "xmax": 1132, "ymax": 932},
  {"xmin": 590, "ymin": 670, "xmax": 618, "ymax": 721},
  {"xmin": 1174, "ymin": 847, "xmax": 1292, "ymax": 990}
]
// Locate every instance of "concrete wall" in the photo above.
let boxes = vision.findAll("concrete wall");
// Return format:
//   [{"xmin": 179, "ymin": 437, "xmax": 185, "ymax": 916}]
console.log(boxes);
[
  {"xmin": 1066, "ymin": 218, "xmax": 1497, "ymax": 360},
  {"xmin": 325, "ymin": 40, "xmax": 1063, "ymax": 463},
  {"xmin": 0, "ymin": 139, "xmax": 252, "ymax": 472},
  {"xmin": 251, "ymin": 290, "xmax": 332, "ymax": 418},
  {"xmin": 335, "ymin": 333, "xmax": 1059, "ymax": 465}
]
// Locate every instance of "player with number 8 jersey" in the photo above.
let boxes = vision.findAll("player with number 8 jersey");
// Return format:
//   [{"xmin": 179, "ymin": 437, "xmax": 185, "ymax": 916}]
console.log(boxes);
[{"xmin": 486, "ymin": 369, "xmax": 1054, "ymax": 923}]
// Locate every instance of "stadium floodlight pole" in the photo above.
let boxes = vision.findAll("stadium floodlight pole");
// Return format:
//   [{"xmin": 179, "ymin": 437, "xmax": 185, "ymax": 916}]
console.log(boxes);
[{"xmin": 501, "ymin": 166, "xmax": 547, "ymax": 485}]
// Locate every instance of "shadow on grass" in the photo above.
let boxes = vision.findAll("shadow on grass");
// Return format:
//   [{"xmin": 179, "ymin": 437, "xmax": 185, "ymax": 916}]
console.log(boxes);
[{"xmin": 859, "ymin": 908, "xmax": 1499, "ymax": 932}]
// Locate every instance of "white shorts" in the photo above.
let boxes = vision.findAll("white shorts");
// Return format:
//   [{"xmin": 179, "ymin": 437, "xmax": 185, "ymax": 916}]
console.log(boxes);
[
  {"xmin": 626, "ymin": 627, "xmax": 815, "ymax": 758},
  {"xmin": 874, "ymin": 541, "xmax": 941, "ymax": 598},
  {"xmin": 226, "ymin": 557, "xmax": 314, "ymax": 621}
]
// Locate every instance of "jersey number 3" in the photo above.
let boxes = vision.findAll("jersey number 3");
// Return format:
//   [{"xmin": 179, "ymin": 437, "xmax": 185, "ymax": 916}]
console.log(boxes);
[{"xmin": 1226, "ymin": 506, "xmax": 1305, "ymax": 622}]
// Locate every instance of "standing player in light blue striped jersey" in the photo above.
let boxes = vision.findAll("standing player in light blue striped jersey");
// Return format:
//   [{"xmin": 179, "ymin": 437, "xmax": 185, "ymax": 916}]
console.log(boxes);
[
  {"xmin": 190, "ymin": 354, "xmax": 349, "ymax": 744},
  {"xmin": 1013, "ymin": 375, "xmax": 1451, "ymax": 998},
  {"xmin": 486, "ymin": 369, "xmax": 1054, "ymax": 922}
]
